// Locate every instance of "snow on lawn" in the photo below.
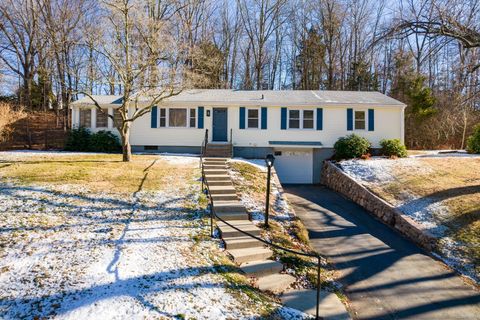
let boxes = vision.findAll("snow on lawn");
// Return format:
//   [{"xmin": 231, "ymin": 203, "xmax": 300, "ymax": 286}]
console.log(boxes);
[
  {"xmin": 338, "ymin": 156, "xmax": 478, "ymax": 282},
  {"xmin": 0, "ymin": 153, "xmax": 309, "ymax": 319}
]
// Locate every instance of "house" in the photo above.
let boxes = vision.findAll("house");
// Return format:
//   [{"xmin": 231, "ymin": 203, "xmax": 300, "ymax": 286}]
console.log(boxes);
[{"xmin": 71, "ymin": 89, "xmax": 406, "ymax": 184}]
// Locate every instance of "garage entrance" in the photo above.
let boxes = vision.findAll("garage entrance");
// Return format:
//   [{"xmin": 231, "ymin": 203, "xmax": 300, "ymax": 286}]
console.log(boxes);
[{"xmin": 273, "ymin": 148, "xmax": 313, "ymax": 184}]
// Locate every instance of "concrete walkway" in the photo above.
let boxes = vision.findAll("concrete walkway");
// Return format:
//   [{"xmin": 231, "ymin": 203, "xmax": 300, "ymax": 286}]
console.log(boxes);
[{"xmin": 284, "ymin": 185, "xmax": 480, "ymax": 320}]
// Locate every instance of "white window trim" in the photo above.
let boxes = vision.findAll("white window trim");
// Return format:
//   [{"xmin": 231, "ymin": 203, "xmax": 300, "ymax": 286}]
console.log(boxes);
[
  {"xmin": 158, "ymin": 107, "xmax": 197, "ymax": 129},
  {"xmin": 246, "ymin": 107, "xmax": 261, "ymax": 129},
  {"xmin": 287, "ymin": 108, "xmax": 316, "ymax": 130},
  {"xmin": 354, "ymin": 109, "xmax": 367, "ymax": 131}
]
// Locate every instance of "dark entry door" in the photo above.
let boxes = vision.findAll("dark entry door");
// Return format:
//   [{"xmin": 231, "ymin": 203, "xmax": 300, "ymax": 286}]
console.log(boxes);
[{"xmin": 212, "ymin": 108, "xmax": 228, "ymax": 141}]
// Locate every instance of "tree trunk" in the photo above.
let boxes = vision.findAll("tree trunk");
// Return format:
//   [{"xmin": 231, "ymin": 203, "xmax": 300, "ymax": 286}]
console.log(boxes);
[{"xmin": 121, "ymin": 122, "xmax": 132, "ymax": 162}]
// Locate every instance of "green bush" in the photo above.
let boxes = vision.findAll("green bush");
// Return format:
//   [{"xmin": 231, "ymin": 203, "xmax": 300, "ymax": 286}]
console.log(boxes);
[
  {"xmin": 64, "ymin": 127, "xmax": 91, "ymax": 152},
  {"xmin": 90, "ymin": 130, "xmax": 121, "ymax": 153},
  {"xmin": 380, "ymin": 139, "xmax": 408, "ymax": 158},
  {"xmin": 334, "ymin": 134, "xmax": 371, "ymax": 160},
  {"xmin": 64, "ymin": 128, "xmax": 121, "ymax": 153},
  {"xmin": 466, "ymin": 124, "xmax": 480, "ymax": 154}
]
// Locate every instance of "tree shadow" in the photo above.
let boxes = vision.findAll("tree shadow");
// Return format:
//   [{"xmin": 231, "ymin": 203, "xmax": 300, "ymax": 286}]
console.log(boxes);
[{"xmin": 284, "ymin": 185, "xmax": 480, "ymax": 319}]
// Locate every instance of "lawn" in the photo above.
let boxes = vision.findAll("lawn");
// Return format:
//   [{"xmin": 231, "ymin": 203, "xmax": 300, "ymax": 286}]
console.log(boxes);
[
  {"xmin": 339, "ymin": 153, "xmax": 480, "ymax": 283},
  {"xmin": 0, "ymin": 151, "xmax": 308, "ymax": 319}
]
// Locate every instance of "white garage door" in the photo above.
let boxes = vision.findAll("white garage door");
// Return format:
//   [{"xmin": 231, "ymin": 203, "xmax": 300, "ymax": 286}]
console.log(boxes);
[{"xmin": 273, "ymin": 149, "xmax": 313, "ymax": 184}]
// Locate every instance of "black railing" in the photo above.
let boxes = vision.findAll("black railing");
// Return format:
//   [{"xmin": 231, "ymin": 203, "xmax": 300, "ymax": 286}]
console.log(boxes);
[
  {"xmin": 201, "ymin": 161, "xmax": 321, "ymax": 320},
  {"xmin": 200, "ymin": 129, "xmax": 208, "ymax": 169}
]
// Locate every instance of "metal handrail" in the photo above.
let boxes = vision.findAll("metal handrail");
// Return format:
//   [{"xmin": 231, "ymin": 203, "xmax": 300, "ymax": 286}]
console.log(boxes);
[
  {"xmin": 200, "ymin": 129, "xmax": 208, "ymax": 169},
  {"xmin": 229, "ymin": 128, "xmax": 233, "ymax": 157},
  {"xmin": 201, "ymin": 161, "xmax": 321, "ymax": 320}
]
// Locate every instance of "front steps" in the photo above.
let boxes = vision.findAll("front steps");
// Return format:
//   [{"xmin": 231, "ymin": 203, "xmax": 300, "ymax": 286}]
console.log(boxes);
[
  {"xmin": 204, "ymin": 143, "xmax": 232, "ymax": 157},
  {"xmin": 203, "ymin": 157, "xmax": 351, "ymax": 319},
  {"xmin": 203, "ymin": 157, "xmax": 295, "ymax": 295}
]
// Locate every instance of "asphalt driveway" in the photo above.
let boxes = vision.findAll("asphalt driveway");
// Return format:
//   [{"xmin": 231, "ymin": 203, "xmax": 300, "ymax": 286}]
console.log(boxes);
[{"xmin": 284, "ymin": 185, "xmax": 480, "ymax": 320}]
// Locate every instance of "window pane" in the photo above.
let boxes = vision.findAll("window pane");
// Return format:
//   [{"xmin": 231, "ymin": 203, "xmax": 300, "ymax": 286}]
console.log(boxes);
[
  {"xmin": 248, "ymin": 109, "xmax": 259, "ymax": 118},
  {"xmin": 289, "ymin": 110, "xmax": 300, "ymax": 119},
  {"xmin": 248, "ymin": 118, "xmax": 259, "ymax": 128},
  {"xmin": 304, "ymin": 119, "xmax": 314, "ymax": 129},
  {"xmin": 169, "ymin": 108, "xmax": 187, "ymax": 127},
  {"xmin": 160, "ymin": 108, "xmax": 166, "ymax": 117},
  {"xmin": 190, "ymin": 109, "xmax": 196, "ymax": 117},
  {"xmin": 355, "ymin": 111, "xmax": 365, "ymax": 120},
  {"xmin": 160, "ymin": 118, "xmax": 166, "ymax": 127},
  {"xmin": 289, "ymin": 119, "xmax": 300, "ymax": 128},
  {"xmin": 303, "ymin": 110, "xmax": 314, "ymax": 119},
  {"xmin": 355, "ymin": 120, "xmax": 365, "ymax": 130},
  {"xmin": 96, "ymin": 109, "xmax": 108, "ymax": 127}
]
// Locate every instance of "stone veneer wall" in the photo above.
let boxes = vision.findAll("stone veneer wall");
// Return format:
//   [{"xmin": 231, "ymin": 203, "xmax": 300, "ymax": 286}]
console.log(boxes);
[{"xmin": 321, "ymin": 161, "xmax": 437, "ymax": 251}]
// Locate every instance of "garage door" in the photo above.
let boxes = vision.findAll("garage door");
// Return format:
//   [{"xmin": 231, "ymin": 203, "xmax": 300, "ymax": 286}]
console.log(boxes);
[{"xmin": 273, "ymin": 149, "xmax": 313, "ymax": 184}]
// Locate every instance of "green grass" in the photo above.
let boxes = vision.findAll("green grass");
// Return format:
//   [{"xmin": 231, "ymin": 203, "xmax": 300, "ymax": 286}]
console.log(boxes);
[{"xmin": 0, "ymin": 154, "xmax": 199, "ymax": 193}]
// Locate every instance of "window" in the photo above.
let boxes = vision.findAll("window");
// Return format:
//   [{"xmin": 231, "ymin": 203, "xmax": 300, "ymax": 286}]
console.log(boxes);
[
  {"xmin": 355, "ymin": 111, "xmax": 366, "ymax": 130},
  {"xmin": 159, "ymin": 108, "xmax": 166, "ymax": 127},
  {"xmin": 169, "ymin": 108, "xmax": 187, "ymax": 127},
  {"xmin": 189, "ymin": 109, "xmax": 196, "ymax": 128},
  {"xmin": 96, "ymin": 109, "xmax": 108, "ymax": 128},
  {"xmin": 303, "ymin": 110, "xmax": 314, "ymax": 129},
  {"xmin": 114, "ymin": 109, "xmax": 123, "ymax": 128},
  {"xmin": 247, "ymin": 109, "xmax": 259, "ymax": 128},
  {"xmin": 289, "ymin": 110, "xmax": 300, "ymax": 129},
  {"xmin": 289, "ymin": 109, "xmax": 314, "ymax": 129},
  {"xmin": 79, "ymin": 109, "xmax": 91, "ymax": 127}
]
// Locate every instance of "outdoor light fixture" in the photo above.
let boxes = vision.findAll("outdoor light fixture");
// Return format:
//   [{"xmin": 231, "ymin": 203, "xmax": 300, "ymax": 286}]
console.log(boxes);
[{"xmin": 264, "ymin": 154, "xmax": 275, "ymax": 228}]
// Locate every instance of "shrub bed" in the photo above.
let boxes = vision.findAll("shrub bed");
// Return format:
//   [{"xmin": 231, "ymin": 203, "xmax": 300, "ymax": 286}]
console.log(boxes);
[
  {"xmin": 334, "ymin": 134, "xmax": 371, "ymax": 160},
  {"xmin": 65, "ymin": 127, "xmax": 121, "ymax": 153}
]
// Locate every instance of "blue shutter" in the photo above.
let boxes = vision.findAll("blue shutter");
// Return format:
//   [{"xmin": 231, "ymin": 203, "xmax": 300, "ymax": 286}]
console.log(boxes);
[
  {"xmin": 151, "ymin": 106, "xmax": 157, "ymax": 128},
  {"xmin": 347, "ymin": 108, "xmax": 353, "ymax": 131},
  {"xmin": 368, "ymin": 109, "xmax": 374, "ymax": 131},
  {"xmin": 239, "ymin": 107, "xmax": 246, "ymax": 129},
  {"xmin": 281, "ymin": 107, "xmax": 287, "ymax": 130},
  {"xmin": 198, "ymin": 106, "xmax": 204, "ymax": 129},
  {"xmin": 316, "ymin": 108, "xmax": 323, "ymax": 130},
  {"xmin": 261, "ymin": 107, "xmax": 267, "ymax": 129}
]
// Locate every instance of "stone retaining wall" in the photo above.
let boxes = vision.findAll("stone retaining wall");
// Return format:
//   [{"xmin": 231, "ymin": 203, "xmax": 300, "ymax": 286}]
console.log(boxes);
[{"xmin": 321, "ymin": 161, "xmax": 437, "ymax": 251}]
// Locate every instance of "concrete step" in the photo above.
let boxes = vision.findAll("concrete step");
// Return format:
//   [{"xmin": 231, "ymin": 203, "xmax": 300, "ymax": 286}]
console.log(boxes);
[
  {"xmin": 281, "ymin": 289, "xmax": 351, "ymax": 320},
  {"xmin": 216, "ymin": 211, "xmax": 249, "ymax": 221},
  {"xmin": 217, "ymin": 220, "xmax": 261, "ymax": 238},
  {"xmin": 212, "ymin": 201, "xmax": 245, "ymax": 213},
  {"xmin": 203, "ymin": 164, "xmax": 226, "ymax": 169},
  {"xmin": 223, "ymin": 236, "xmax": 264, "ymax": 250},
  {"xmin": 256, "ymin": 273, "xmax": 296, "ymax": 294},
  {"xmin": 207, "ymin": 180, "xmax": 232, "ymax": 187},
  {"xmin": 228, "ymin": 247, "xmax": 272, "ymax": 264},
  {"xmin": 209, "ymin": 185, "xmax": 237, "ymax": 195},
  {"xmin": 206, "ymin": 152, "xmax": 232, "ymax": 158},
  {"xmin": 203, "ymin": 158, "xmax": 229, "ymax": 163},
  {"xmin": 203, "ymin": 174, "xmax": 230, "ymax": 181},
  {"xmin": 240, "ymin": 260, "xmax": 284, "ymax": 277},
  {"xmin": 204, "ymin": 169, "xmax": 228, "ymax": 175},
  {"xmin": 211, "ymin": 194, "xmax": 238, "ymax": 201}
]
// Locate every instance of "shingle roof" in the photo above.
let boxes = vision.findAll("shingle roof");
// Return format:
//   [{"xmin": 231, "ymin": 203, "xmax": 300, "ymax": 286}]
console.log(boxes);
[{"xmin": 71, "ymin": 90, "xmax": 405, "ymax": 107}]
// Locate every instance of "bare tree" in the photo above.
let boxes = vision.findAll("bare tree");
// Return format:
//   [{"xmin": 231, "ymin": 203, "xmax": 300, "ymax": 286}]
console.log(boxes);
[
  {"xmin": 81, "ymin": 0, "xmax": 192, "ymax": 162},
  {"xmin": 237, "ymin": 0, "xmax": 286, "ymax": 89}
]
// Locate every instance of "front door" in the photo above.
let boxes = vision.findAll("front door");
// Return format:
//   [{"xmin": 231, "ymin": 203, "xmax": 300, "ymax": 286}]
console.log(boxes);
[{"xmin": 212, "ymin": 108, "xmax": 228, "ymax": 142}]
